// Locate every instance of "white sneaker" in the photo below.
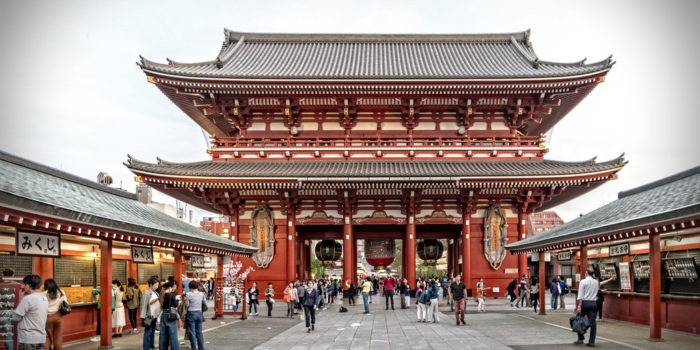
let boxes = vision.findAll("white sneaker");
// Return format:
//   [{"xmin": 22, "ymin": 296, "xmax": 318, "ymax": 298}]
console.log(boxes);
[{"xmin": 90, "ymin": 336, "xmax": 100, "ymax": 342}]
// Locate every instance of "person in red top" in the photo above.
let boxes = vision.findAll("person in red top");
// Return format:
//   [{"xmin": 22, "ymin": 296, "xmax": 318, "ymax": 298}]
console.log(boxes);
[{"xmin": 382, "ymin": 276, "xmax": 396, "ymax": 310}]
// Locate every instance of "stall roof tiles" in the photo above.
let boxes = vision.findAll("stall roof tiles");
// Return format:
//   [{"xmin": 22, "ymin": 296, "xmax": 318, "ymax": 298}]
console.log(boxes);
[
  {"xmin": 0, "ymin": 151, "xmax": 256, "ymax": 254},
  {"xmin": 138, "ymin": 30, "xmax": 613, "ymax": 80},
  {"xmin": 506, "ymin": 165, "xmax": 700, "ymax": 252}
]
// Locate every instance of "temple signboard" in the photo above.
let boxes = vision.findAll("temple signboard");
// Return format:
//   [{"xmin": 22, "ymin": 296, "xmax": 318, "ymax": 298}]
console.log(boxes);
[
  {"xmin": 249, "ymin": 205, "xmax": 275, "ymax": 268},
  {"xmin": 483, "ymin": 205, "xmax": 508, "ymax": 270}
]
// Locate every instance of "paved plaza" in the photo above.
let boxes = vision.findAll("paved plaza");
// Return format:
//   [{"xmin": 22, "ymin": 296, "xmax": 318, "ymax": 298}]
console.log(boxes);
[{"xmin": 64, "ymin": 295, "xmax": 699, "ymax": 349}]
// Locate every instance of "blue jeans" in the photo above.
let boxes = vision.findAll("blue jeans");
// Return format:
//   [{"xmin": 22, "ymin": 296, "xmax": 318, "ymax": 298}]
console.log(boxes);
[
  {"xmin": 142, "ymin": 318, "xmax": 156, "ymax": 350},
  {"xmin": 551, "ymin": 294, "xmax": 558, "ymax": 309},
  {"xmin": 362, "ymin": 292, "xmax": 369, "ymax": 313},
  {"xmin": 186, "ymin": 311, "xmax": 204, "ymax": 350},
  {"xmin": 159, "ymin": 312, "xmax": 179, "ymax": 350}
]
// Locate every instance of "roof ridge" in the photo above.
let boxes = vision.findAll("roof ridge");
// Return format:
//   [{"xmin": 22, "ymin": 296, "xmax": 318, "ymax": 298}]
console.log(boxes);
[
  {"xmin": 618, "ymin": 165, "xmax": 700, "ymax": 199},
  {"xmin": 0, "ymin": 150, "xmax": 137, "ymax": 200}
]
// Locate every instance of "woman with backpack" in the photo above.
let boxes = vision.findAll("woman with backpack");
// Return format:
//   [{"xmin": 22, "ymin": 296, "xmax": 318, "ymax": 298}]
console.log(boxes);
[
  {"xmin": 427, "ymin": 280, "xmax": 440, "ymax": 323},
  {"xmin": 559, "ymin": 275, "xmax": 569, "ymax": 309},
  {"xmin": 44, "ymin": 278, "xmax": 68, "ymax": 350},
  {"xmin": 549, "ymin": 277, "xmax": 560, "ymax": 310},
  {"xmin": 125, "ymin": 278, "xmax": 141, "ymax": 334}
]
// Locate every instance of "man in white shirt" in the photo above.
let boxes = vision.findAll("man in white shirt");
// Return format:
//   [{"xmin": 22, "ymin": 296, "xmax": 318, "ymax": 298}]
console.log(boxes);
[
  {"xmin": 12, "ymin": 274, "xmax": 48, "ymax": 350},
  {"xmin": 574, "ymin": 268, "xmax": 599, "ymax": 347}
]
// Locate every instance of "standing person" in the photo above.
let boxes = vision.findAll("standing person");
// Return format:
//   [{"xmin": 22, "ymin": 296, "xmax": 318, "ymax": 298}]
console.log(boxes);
[
  {"xmin": 550, "ymin": 277, "xmax": 560, "ymax": 310},
  {"xmin": 43, "ymin": 278, "xmax": 67, "ymax": 350},
  {"xmin": 574, "ymin": 268, "xmax": 599, "ymax": 347},
  {"xmin": 427, "ymin": 280, "xmax": 440, "ymax": 323},
  {"xmin": 295, "ymin": 281, "xmax": 305, "ymax": 314},
  {"xmin": 265, "ymin": 283, "xmax": 275, "ymax": 317},
  {"xmin": 476, "ymin": 277, "xmax": 490, "ymax": 313},
  {"xmin": 326, "ymin": 282, "xmax": 334, "ymax": 305},
  {"xmin": 158, "ymin": 282, "xmax": 179, "ymax": 350},
  {"xmin": 530, "ymin": 276, "xmax": 539, "ymax": 313},
  {"xmin": 398, "ymin": 279, "xmax": 408, "ymax": 309},
  {"xmin": 184, "ymin": 281, "xmax": 205, "ymax": 350},
  {"xmin": 596, "ymin": 276, "xmax": 616, "ymax": 320},
  {"xmin": 514, "ymin": 275, "xmax": 529, "ymax": 308},
  {"xmin": 301, "ymin": 281, "xmax": 319, "ymax": 333},
  {"xmin": 382, "ymin": 275, "xmax": 396, "ymax": 310},
  {"xmin": 125, "ymin": 278, "xmax": 142, "ymax": 334},
  {"xmin": 559, "ymin": 275, "xmax": 569, "ymax": 310},
  {"xmin": 141, "ymin": 276, "xmax": 160, "ymax": 350},
  {"xmin": 12, "ymin": 275, "xmax": 48, "ymax": 350},
  {"xmin": 361, "ymin": 278, "xmax": 372, "ymax": 314},
  {"xmin": 248, "ymin": 282, "xmax": 259, "ymax": 316},
  {"xmin": 90, "ymin": 282, "xmax": 116, "ymax": 342},
  {"xmin": 415, "ymin": 282, "xmax": 427, "ymax": 322},
  {"xmin": 344, "ymin": 280, "xmax": 355, "ymax": 306},
  {"xmin": 284, "ymin": 282, "xmax": 297, "ymax": 318},
  {"xmin": 506, "ymin": 279, "xmax": 517, "ymax": 308},
  {"xmin": 450, "ymin": 275, "xmax": 467, "ymax": 326},
  {"xmin": 112, "ymin": 280, "xmax": 126, "ymax": 337},
  {"xmin": 207, "ymin": 278, "xmax": 214, "ymax": 300}
]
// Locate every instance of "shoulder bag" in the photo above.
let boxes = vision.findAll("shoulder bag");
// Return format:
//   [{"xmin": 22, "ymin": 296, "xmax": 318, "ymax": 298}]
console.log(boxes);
[
  {"xmin": 177, "ymin": 293, "xmax": 187, "ymax": 319},
  {"xmin": 201, "ymin": 294, "xmax": 209, "ymax": 312}
]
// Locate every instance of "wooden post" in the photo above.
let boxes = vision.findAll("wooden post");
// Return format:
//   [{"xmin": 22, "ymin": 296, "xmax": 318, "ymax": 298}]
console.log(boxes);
[
  {"xmin": 453, "ymin": 240, "xmax": 461, "ymax": 277},
  {"xmin": 287, "ymin": 208, "xmax": 297, "ymax": 283},
  {"xmin": 33, "ymin": 257, "xmax": 54, "ymax": 282},
  {"xmin": 406, "ymin": 216, "xmax": 416, "ymax": 289},
  {"xmin": 518, "ymin": 212, "xmax": 528, "ymax": 279},
  {"xmin": 343, "ymin": 215, "xmax": 353, "ymax": 286},
  {"xmin": 213, "ymin": 255, "xmax": 224, "ymax": 319},
  {"xmin": 649, "ymin": 233, "xmax": 662, "ymax": 340},
  {"xmin": 462, "ymin": 211, "xmax": 472, "ymax": 289},
  {"xmin": 580, "ymin": 245, "xmax": 588, "ymax": 290},
  {"xmin": 539, "ymin": 251, "xmax": 546, "ymax": 315},
  {"xmin": 99, "ymin": 239, "xmax": 113, "ymax": 349},
  {"xmin": 299, "ymin": 240, "xmax": 306, "ymax": 281},
  {"xmin": 174, "ymin": 249, "xmax": 183, "ymax": 294},
  {"xmin": 447, "ymin": 241, "xmax": 453, "ymax": 277}
]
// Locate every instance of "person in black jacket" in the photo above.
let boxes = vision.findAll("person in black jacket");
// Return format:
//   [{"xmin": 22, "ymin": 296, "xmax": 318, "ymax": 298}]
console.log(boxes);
[
  {"xmin": 506, "ymin": 279, "xmax": 517, "ymax": 307},
  {"xmin": 158, "ymin": 282, "xmax": 179, "ymax": 350},
  {"xmin": 248, "ymin": 282, "xmax": 259, "ymax": 316},
  {"xmin": 302, "ymin": 280, "xmax": 319, "ymax": 333}
]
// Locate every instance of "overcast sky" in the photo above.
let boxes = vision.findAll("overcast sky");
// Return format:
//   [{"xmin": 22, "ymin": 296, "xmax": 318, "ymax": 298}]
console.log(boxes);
[{"xmin": 1, "ymin": 0, "xmax": 698, "ymax": 222}]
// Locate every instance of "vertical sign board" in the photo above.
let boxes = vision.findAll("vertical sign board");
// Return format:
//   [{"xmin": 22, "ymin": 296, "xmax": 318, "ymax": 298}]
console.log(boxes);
[
  {"xmin": 609, "ymin": 243, "xmax": 630, "ymax": 257},
  {"xmin": 16, "ymin": 231, "xmax": 61, "ymax": 257},
  {"xmin": 190, "ymin": 254, "xmax": 205, "ymax": 269},
  {"xmin": 131, "ymin": 245, "xmax": 154, "ymax": 264},
  {"xmin": 618, "ymin": 262, "xmax": 632, "ymax": 290}
]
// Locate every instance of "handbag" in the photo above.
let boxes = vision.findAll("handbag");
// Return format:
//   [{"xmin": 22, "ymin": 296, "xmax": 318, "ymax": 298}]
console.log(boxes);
[
  {"xmin": 177, "ymin": 299, "xmax": 188, "ymax": 319},
  {"xmin": 142, "ymin": 316, "xmax": 154, "ymax": 327},
  {"xmin": 59, "ymin": 300, "xmax": 72, "ymax": 316},
  {"xmin": 283, "ymin": 294, "xmax": 291, "ymax": 303},
  {"xmin": 168, "ymin": 306, "xmax": 179, "ymax": 321},
  {"xmin": 201, "ymin": 297, "xmax": 209, "ymax": 312},
  {"xmin": 570, "ymin": 313, "xmax": 591, "ymax": 334}
]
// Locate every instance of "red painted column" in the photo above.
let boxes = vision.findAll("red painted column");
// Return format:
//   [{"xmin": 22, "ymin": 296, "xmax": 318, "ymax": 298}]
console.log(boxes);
[
  {"xmin": 33, "ymin": 257, "xmax": 54, "ymax": 282},
  {"xmin": 299, "ymin": 240, "xmax": 307, "ymax": 281},
  {"xmin": 453, "ymin": 240, "xmax": 460, "ymax": 277},
  {"xmin": 99, "ymin": 239, "xmax": 113, "ymax": 348},
  {"xmin": 446, "ymin": 241, "xmax": 453, "ymax": 277},
  {"xmin": 174, "ymin": 249, "xmax": 183, "ymax": 294},
  {"xmin": 649, "ymin": 233, "xmax": 662, "ymax": 340},
  {"xmin": 579, "ymin": 246, "xmax": 588, "ymax": 290},
  {"xmin": 287, "ymin": 208, "xmax": 297, "ymax": 283},
  {"xmin": 518, "ymin": 212, "xmax": 528, "ymax": 279},
  {"xmin": 214, "ymin": 255, "xmax": 224, "ymax": 319},
  {"xmin": 462, "ymin": 211, "xmax": 472, "ymax": 289},
  {"xmin": 343, "ymin": 215, "xmax": 354, "ymax": 286},
  {"xmin": 539, "ymin": 251, "xmax": 546, "ymax": 315},
  {"xmin": 406, "ymin": 215, "xmax": 416, "ymax": 289}
]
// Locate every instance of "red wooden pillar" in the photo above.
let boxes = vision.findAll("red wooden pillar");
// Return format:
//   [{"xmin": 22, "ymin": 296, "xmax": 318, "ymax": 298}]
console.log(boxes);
[
  {"xmin": 462, "ymin": 211, "xmax": 472, "ymax": 288},
  {"xmin": 99, "ymin": 239, "xmax": 113, "ymax": 348},
  {"xmin": 343, "ymin": 217, "xmax": 353, "ymax": 285},
  {"xmin": 287, "ymin": 208, "xmax": 297, "ymax": 283},
  {"xmin": 127, "ymin": 260, "xmax": 138, "ymax": 282},
  {"xmin": 447, "ymin": 241, "xmax": 453, "ymax": 277},
  {"xmin": 538, "ymin": 251, "xmax": 546, "ymax": 315},
  {"xmin": 406, "ymin": 216, "xmax": 416, "ymax": 289},
  {"xmin": 33, "ymin": 257, "xmax": 54, "ymax": 282},
  {"xmin": 174, "ymin": 249, "xmax": 183, "ymax": 294},
  {"xmin": 518, "ymin": 212, "xmax": 528, "ymax": 279},
  {"xmin": 299, "ymin": 239, "xmax": 307, "ymax": 281},
  {"xmin": 579, "ymin": 246, "xmax": 588, "ymax": 290},
  {"xmin": 649, "ymin": 233, "xmax": 662, "ymax": 340},
  {"xmin": 231, "ymin": 205, "xmax": 240, "ymax": 242},
  {"xmin": 453, "ymin": 240, "xmax": 460, "ymax": 277},
  {"xmin": 214, "ymin": 255, "xmax": 224, "ymax": 319}
]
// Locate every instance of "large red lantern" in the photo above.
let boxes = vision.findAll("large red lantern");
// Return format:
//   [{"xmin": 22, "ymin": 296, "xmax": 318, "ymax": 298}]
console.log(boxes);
[
  {"xmin": 314, "ymin": 240, "xmax": 342, "ymax": 267},
  {"xmin": 364, "ymin": 240, "xmax": 395, "ymax": 270},
  {"xmin": 417, "ymin": 239, "xmax": 444, "ymax": 266}
]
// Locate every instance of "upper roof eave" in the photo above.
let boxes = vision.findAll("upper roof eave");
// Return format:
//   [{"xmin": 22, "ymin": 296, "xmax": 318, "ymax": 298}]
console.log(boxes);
[{"xmin": 221, "ymin": 29, "xmax": 533, "ymax": 43}]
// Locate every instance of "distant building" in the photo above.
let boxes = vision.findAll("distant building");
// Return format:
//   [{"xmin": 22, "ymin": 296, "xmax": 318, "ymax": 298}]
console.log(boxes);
[
  {"xmin": 200, "ymin": 216, "xmax": 232, "ymax": 238},
  {"xmin": 527, "ymin": 211, "xmax": 565, "ymax": 235},
  {"xmin": 136, "ymin": 184, "xmax": 195, "ymax": 225}
]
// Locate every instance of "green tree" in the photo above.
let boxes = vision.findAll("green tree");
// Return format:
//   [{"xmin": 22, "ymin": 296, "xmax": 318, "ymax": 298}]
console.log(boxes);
[{"xmin": 311, "ymin": 254, "xmax": 325, "ymax": 279}]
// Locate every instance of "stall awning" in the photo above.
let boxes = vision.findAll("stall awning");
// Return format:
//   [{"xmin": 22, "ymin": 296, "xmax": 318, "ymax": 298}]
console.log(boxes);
[
  {"xmin": 506, "ymin": 166, "xmax": 700, "ymax": 254},
  {"xmin": 0, "ymin": 151, "xmax": 257, "ymax": 255}
]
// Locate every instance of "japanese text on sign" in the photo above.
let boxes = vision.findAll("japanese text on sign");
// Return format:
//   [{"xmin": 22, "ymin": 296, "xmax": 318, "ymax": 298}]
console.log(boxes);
[
  {"xmin": 131, "ymin": 245, "xmax": 154, "ymax": 264},
  {"xmin": 16, "ymin": 231, "xmax": 60, "ymax": 257},
  {"xmin": 558, "ymin": 251, "xmax": 571, "ymax": 261},
  {"xmin": 608, "ymin": 242, "xmax": 630, "ymax": 257},
  {"xmin": 190, "ymin": 254, "xmax": 205, "ymax": 268},
  {"xmin": 618, "ymin": 262, "xmax": 632, "ymax": 290}
]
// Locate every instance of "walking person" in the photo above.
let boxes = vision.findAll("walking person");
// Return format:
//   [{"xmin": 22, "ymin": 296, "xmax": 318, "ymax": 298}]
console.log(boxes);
[
  {"xmin": 506, "ymin": 279, "xmax": 517, "ymax": 307},
  {"xmin": 301, "ymin": 281, "xmax": 319, "ymax": 333},
  {"xmin": 284, "ymin": 282, "xmax": 297, "ymax": 318},
  {"xmin": 574, "ymin": 268, "xmax": 599, "ymax": 347},
  {"xmin": 158, "ymin": 282, "xmax": 179, "ymax": 350},
  {"xmin": 559, "ymin": 275, "xmax": 569, "ymax": 310},
  {"xmin": 476, "ymin": 277, "xmax": 490, "ymax": 313},
  {"xmin": 141, "ymin": 276, "xmax": 160, "ymax": 350},
  {"xmin": 44, "ymin": 278, "xmax": 67, "ymax": 350},
  {"xmin": 415, "ymin": 283, "xmax": 427, "ymax": 322},
  {"xmin": 530, "ymin": 276, "xmax": 539, "ymax": 313},
  {"xmin": 427, "ymin": 280, "xmax": 440, "ymax": 323},
  {"xmin": 12, "ymin": 275, "xmax": 48, "ymax": 350},
  {"xmin": 361, "ymin": 278, "xmax": 371, "ymax": 314},
  {"xmin": 295, "ymin": 281, "xmax": 305, "ymax": 314},
  {"xmin": 125, "ymin": 278, "xmax": 142, "ymax": 334},
  {"xmin": 550, "ymin": 277, "xmax": 560, "ymax": 310},
  {"xmin": 398, "ymin": 278, "xmax": 409, "ymax": 309},
  {"xmin": 514, "ymin": 274, "xmax": 529, "ymax": 308},
  {"xmin": 184, "ymin": 281, "xmax": 205, "ymax": 350},
  {"xmin": 265, "ymin": 283, "xmax": 275, "ymax": 317},
  {"xmin": 248, "ymin": 282, "xmax": 259, "ymax": 316},
  {"xmin": 450, "ymin": 275, "xmax": 467, "ymax": 326},
  {"xmin": 382, "ymin": 275, "xmax": 396, "ymax": 310},
  {"xmin": 112, "ymin": 280, "xmax": 126, "ymax": 337}
]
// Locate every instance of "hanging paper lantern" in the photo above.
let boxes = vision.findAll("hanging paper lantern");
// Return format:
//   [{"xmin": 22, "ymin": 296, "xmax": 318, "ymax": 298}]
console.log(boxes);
[
  {"xmin": 314, "ymin": 240, "xmax": 342, "ymax": 267},
  {"xmin": 365, "ymin": 240, "xmax": 395, "ymax": 270},
  {"xmin": 417, "ymin": 239, "xmax": 444, "ymax": 266}
]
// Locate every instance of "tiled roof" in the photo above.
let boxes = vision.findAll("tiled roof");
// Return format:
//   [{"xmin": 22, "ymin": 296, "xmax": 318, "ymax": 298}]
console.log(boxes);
[
  {"xmin": 506, "ymin": 166, "xmax": 700, "ymax": 252},
  {"xmin": 0, "ymin": 151, "xmax": 256, "ymax": 254},
  {"xmin": 139, "ymin": 30, "xmax": 613, "ymax": 80},
  {"xmin": 125, "ymin": 156, "xmax": 626, "ymax": 179}
]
